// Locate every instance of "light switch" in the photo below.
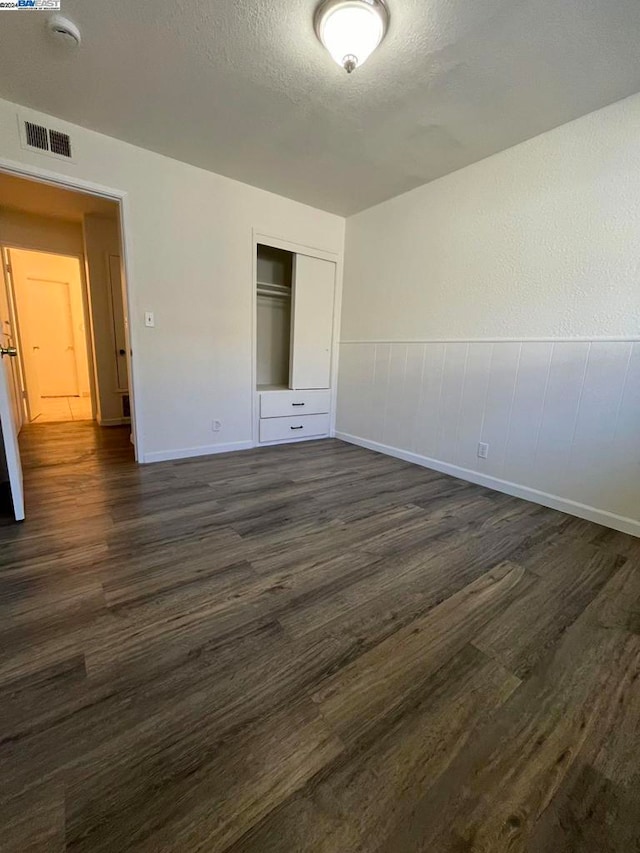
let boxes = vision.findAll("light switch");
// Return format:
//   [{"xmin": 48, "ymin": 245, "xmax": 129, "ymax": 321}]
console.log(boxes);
[{"xmin": 144, "ymin": 312, "xmax": 155, "ymax": 328}]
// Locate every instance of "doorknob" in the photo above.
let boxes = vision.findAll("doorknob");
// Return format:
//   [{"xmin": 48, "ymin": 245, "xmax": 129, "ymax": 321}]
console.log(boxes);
[{"xmin": 0, "ymin": 346, "xmax": 17, "ymax": 358}]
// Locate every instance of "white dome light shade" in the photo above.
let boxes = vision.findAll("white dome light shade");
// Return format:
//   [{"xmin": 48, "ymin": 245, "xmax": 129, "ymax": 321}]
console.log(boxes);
[{"xmin": 315, "ymin": 0, "xmax": 389, "ymax": 73}]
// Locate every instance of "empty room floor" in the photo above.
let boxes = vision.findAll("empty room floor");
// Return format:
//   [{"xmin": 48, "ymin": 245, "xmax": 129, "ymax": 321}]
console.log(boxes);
[
  {"xmin": 31, "ymin": 395, "xmax": 93, "ymax": 423},
  {"xmin": 1, "ymin": 424, "xmax": 640, "ymax": 852}
]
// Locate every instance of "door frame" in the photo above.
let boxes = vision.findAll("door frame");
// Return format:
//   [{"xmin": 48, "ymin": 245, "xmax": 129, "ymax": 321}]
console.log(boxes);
[
  {"xmin": 0, "ymin": 158, "xmax": 143, "ymax": 462},
  {"xmin": 0, "ymin": 246, "xmax": 28, "ymax": 425},
  {"xmin": 251, "ymin": 230, "xmax": 343, "ymax": 447}
]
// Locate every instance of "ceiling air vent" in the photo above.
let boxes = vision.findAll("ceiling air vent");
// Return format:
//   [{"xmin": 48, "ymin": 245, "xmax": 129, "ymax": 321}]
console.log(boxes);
[
  {"xmin": 25, "ymin": 120, "xmax": 50, "ymax": 153},
  {"xmin": 19, "ymin": 114, "xmax": 75, "ymax": 162},
  {"xmin": 49, "ymin": 129, "xmax": 72, "ymax": 158}
]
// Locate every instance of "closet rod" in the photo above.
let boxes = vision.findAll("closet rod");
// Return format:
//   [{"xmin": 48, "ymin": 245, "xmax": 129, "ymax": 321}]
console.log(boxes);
[
  {"xmin": 257, "ymin": 282, "xmax": 291, "ymax": 299},
  {"xmin": 257, "ymin": 288, "xmax": 290, "ymax": 300},
  {"xmin": 257, "ymin": 281, "xmax": 290, "ymax": 292}
]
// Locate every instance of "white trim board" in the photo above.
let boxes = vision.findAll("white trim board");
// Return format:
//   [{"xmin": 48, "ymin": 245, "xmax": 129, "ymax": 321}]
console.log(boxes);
[
  {"xmin": 340, "ymin": 337, "xmax": 640, "ymax": 345},
  {"xmin": 335, "ymin": 431, "xmax": 640, "ymax": 538},
  {"xmin": 97, "ymin": 418, "xmax": 131, "ymax": 427},
  {"xmin": 253, "ymin": 232, "xmax": 339, "ymax": 264},
  {"xmin": 142, "ymin": 440, "xmax": 253, "ymax": 464},
  {"xmin": 250, "ymin": 229, "xmax": 344, "ymax": 448}
]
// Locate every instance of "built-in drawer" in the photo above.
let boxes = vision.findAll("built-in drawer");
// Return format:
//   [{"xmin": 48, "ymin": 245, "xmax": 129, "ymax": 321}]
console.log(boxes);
[
  {"xmin": 259, "ymin": 413, "xmax": 330, "ymax": 443},
  {"xmin": 260, "ymin": 389, "xmax": 331, "ymax": 419}
]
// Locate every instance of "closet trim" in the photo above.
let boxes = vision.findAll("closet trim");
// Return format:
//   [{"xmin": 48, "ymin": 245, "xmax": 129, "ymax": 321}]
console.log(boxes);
[{"xmin": 251, "ymin": 229, "xmax": 342, "ymax": 447}]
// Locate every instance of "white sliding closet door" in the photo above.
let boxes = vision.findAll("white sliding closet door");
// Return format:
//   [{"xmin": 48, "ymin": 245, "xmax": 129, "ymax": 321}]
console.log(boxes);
[{"xmin": 290, "ymin": 254, "xmax": 335, "ymax": 390}]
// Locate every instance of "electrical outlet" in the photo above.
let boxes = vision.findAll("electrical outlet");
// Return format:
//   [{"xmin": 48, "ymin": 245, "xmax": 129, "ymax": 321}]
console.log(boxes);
[
  {"xmin": 212, "ymin": 419, "xmax": 222, "ymax": 432},
  {"xmin": 477, "ymin": 442, "xmax": 489, "ymax": 459}
]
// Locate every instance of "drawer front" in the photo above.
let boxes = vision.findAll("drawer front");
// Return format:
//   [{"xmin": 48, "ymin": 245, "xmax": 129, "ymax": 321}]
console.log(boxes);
[
  {"xmin": 260, "ymin": 390, "xmax": 331, "ymax": 418},
  {"xmin": 259, "ymin": 413, "xmax": 330, "ymax": 443}
]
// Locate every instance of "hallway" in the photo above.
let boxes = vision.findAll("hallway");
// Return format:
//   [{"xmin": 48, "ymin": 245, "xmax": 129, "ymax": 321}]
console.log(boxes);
[{"xmin": 30, "ymin": 395, "xmax": 93, "ymax": 423}]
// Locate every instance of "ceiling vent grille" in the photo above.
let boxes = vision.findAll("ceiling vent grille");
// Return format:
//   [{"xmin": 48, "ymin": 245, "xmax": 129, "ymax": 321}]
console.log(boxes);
[
  {"xmin": 19, "ymin": 114, "xmax": 74, "ymax": 162},
  {"xmin": 25, "ymin": 121, "xmax": 50, "ymax": 153},
  {"xmin": 49, "ymin": 129, "xmax": 72, "ymax": 158}
]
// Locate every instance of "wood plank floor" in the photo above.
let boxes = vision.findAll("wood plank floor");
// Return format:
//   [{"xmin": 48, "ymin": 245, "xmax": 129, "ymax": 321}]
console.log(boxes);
[{"xmin": 1, "ymin": 422, "xmax": 640, "ymax": 852}]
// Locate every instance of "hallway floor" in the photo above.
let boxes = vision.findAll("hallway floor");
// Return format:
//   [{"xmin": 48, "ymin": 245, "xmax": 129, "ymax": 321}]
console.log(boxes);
[
  {"xmin": 31, "ymin": 395, "xmax": 93, "ymax": 423},
  {"xmin": 1, "ymin": 423, "xmax": 640, "ymax": 851}
]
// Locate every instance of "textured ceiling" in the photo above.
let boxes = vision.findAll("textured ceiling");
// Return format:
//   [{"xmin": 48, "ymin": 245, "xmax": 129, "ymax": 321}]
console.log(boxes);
[
  {"xmin": 0, "ymin": 0, "xmax": 639, "ymax": 215},
  {"xmin": 0, "ymin": 172, "xmax": 118, "ymax": 222}
]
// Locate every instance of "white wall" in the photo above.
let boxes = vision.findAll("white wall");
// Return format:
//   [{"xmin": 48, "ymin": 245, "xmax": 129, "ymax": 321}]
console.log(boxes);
[
  {"xmin": 0, "ymin": 97, "xmax": 345, "ymax": 462},
  {"xmin": 0, "ymin": 208, "xmax": 83, "ymax": 258},
  {"xmin": 338, "ymin": 94, "xmax": 640, "ymax": 535}
]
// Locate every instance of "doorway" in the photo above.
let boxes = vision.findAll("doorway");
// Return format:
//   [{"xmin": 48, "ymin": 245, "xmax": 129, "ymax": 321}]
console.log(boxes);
[
  {"xmin": 7, "ymin": 248, "xmax": 93, "ymax": 424},
  {"xmin": 0, "ymin": 166, "xmax": 140, "ymax": 520}
]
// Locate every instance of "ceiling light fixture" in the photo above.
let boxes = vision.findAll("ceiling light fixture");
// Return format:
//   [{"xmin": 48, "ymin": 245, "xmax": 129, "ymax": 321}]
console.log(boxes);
[{"xmin": 314, "ymin": 0, "xmax": 389, "ymax": 74}]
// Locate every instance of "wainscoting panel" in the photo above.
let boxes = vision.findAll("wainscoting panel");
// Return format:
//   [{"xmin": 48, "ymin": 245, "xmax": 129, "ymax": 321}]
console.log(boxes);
[{"xmin": 336, "ymin": 340, "xmax": 640, "ymax": 535}]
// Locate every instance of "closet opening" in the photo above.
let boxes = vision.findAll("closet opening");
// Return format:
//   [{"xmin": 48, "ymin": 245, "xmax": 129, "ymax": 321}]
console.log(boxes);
[
  {"xmin": 253, "ymin": 236, "xmax": 337, "ymax": 447},
  {"xmin": 256, "ymin": 244, "xmax": 293, "ymax": 391}
]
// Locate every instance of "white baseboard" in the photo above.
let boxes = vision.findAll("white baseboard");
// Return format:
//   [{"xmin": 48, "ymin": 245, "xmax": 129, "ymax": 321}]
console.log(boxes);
[
  {"xmin": 97, "ymin": 417, "xmax": 130, "ymax": 427},
  {"xmin": 335, "ymin": 431, "xmax": 640, "ymax": 538},
  {"xmin": 142, "ymin": 440, "xmax": 253, "ymax": 464},
  {"xmin": 255, "ymin": 434, "xmax": 330, "ymax": 448}
]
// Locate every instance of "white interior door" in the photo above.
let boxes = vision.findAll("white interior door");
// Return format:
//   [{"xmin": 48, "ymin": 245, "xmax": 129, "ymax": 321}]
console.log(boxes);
[
  {"xmin": 0, "ymin": 252, "xmax": 24, "ymax": 431},
  {"xmin": 27, "ymin": 278, "xmax": 79, "ymax": 397},
  {"xmin": 290, "ymin": 254, "xmax": 336, "ymax": 390},
  {"xmin": 0, "ymin": 350, "xmax": 24, "ymax": 522},
  {"xmin": 0, "ymin": 249, "xmax": 26, "ymax": 520}
]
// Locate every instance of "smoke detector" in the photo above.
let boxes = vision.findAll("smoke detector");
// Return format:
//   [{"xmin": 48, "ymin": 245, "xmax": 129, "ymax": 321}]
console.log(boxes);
[{"xmin": 47, "ymin": 15, "xmax": 81, "ymax": 48}]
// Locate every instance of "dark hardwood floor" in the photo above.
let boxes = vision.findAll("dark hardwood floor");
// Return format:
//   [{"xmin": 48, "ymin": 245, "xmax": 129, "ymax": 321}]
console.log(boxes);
[{"xmin": 1, "ymin": 421, "xmax": 640, "ymax": 852}]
